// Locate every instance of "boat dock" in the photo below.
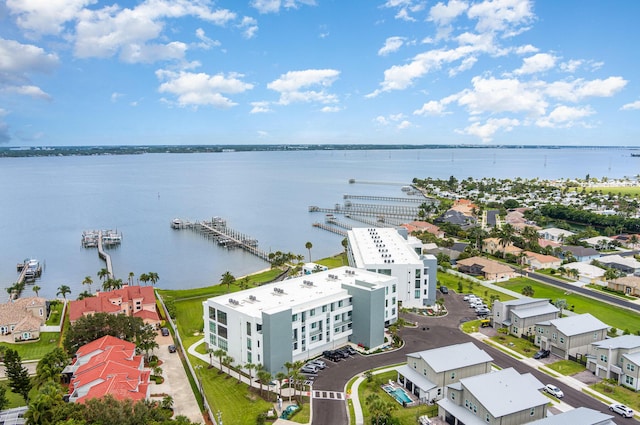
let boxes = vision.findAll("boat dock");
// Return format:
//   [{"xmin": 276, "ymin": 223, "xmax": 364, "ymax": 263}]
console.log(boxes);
[
  {"xmin": 15, "ymin": 258, "xmax": 42, "ymax": 284},
  {"xmin": 97, "ymin": 231, "xmax": 114, "ymax": 277},
  {"xmin": 309, "ymin": 204, "xmax": 419, "ymax": 221},
  {"xmin": 82, "ymin": 229, "xmax": 120, "ymax": 277},
  {"xmin": 312, "ymin": 222, "xmax": 347, "ymax": 237},
  {"xmin": 342, "ymin": 194, "xmax": 428, "ymax": 204},
  {"xmin": 176, "ymin": 217, "xmax": 271, "ymax": 262}
]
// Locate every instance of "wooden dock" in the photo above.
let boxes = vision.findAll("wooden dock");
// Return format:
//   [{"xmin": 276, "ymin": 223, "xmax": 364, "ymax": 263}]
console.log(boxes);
[
  {"xmin": 343, "ymin": 194, "xmax": 428, "ymax": 203},
  {"xmin": 98, "ymin": 231, "xmax": 114, "ymax": 277},
  {"xmin": 312, "ymin": 222, "xmax": 347, "ymax": 237},
  {"xmin": 177, "ymin": 217, "xmax": 271, "ymax": 262},
  {"xmin": 309, "ymin": 205, "xmax": 419, "ymax": 221}
]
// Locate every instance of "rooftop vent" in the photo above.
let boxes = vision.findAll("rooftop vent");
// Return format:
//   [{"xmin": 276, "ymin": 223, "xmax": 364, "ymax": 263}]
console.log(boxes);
[
  {"xmin": 229, "ymin": 298, "xmax": 240, "ymax": 306},
  {"xmin": 248, "ymin": 295, "xmax": 257, "ymax": 302}
]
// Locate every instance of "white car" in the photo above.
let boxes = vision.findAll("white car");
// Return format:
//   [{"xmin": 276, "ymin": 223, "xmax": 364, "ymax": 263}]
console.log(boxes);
[
  {"xmin": 310, "ymin": 359, "xmax": 326, "ymax": 369},
  {"xmin": 609, "ymin": 403, "xmax": 634, "ymax": 418},
  {"xmin": 300, "ymin": 364, "xmax": 319, "ymax": 374},
  {"xmin": 544, "ymin": 384, "xmax": 564, "ymax": 398}
]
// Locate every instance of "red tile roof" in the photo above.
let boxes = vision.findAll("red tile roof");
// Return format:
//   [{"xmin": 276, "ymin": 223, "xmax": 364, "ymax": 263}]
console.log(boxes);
[
  {"xmin": 75, "ymin": 335, "xmax": 136, "ymax": 359},
  {"xmin": 68, "ymin": 286, "xmax": 158, "ymax": 323}
]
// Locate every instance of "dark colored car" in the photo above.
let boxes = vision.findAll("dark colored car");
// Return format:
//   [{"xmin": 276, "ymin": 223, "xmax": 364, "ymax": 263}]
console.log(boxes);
[
  {"xmin": 344, "ymin": 346, "xmax": 357, "ymax": 355},
  {"xmin": 168, "ymin": 344, "xmax": 177, "ymax": 353},
  {"xmin": 161, "ymin": 327, "xmax": 170, "ymax": 336},
  {"xmin": 439, "ymin": 286, "xmax": 449, "ymax": 294},
  {"xmin": 323, "ymin": 350, "xmax": 342, "ymax": 362},
  {"xmin": 533, "ymin": 349, "xmax": 550, "ymax": 359}
]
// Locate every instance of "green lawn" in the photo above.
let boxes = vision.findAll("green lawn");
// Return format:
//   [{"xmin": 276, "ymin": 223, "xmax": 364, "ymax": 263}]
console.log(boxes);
[
  {"xmin": 0, "ymin": 380, "xmax": 27, "ymax": 408},
  {"xmin": 495, "ymin": 278, "xmax": 640, "ymax": 332},
  {"xmin": 358, "ymin": 370, "xmax": 437, "ymax": 425},
  {"xmin": 584, "ymin": 186, "xmax": 640, "ymax": 196},
  {"xmin": 591, "ymin": 381, "xmax": 640, "ymax": 415},
  {"xmin": 545, "ymin": 360, "xmax": 586, "ymax": 376},
  {"xmin": 45, "ymin": 301, "xmax": 64, "ymax": 325},
  {"xmin": 0, "ymin": 332, "xmax": 60, "ymax": 360},
  {"xmin": 315, "ymin": 253, "xmax": 348, "ymax": 268},
  {"xmin": 438, "ymin": 272, "xmax": 516, "ymax": 303},
  {"xmin": 191, "ymin": 357, "xmax": 273, "ymax": 425},
  {"xmin": 489, "ymin": 334, "xmax": 538, "ymax": 357}
]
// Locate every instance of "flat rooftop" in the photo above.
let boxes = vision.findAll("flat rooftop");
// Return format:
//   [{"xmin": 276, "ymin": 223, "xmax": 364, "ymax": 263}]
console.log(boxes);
[{"xmin": 349, "ymin": 227, "xmax": 421, "ymax": 266}]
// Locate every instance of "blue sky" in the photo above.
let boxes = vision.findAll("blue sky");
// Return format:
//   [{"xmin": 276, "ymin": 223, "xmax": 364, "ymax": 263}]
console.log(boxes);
[{"xmin": 1, "ymin": 0, "xmax": 639, "ymax": 146}]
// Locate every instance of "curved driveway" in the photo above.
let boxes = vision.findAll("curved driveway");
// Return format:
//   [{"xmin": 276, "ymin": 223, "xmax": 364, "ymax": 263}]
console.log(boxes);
[{"xmin": 311, "ymin": 292, "xmax": 635, "ymax": 425}]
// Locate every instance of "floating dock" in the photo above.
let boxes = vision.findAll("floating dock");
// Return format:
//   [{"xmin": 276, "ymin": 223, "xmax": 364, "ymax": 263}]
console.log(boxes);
[
  {"xmin": 16, "ymin": 258, "xmax": 42, "ymax": 284},
  {"xmin": 82, "ymin": 229, "xmax": 119, "ymax": 277}
]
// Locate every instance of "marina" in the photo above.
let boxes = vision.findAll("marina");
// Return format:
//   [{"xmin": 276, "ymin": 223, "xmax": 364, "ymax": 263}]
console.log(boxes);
[
  {"xmin": 16, "ymin": 258, "xmax": 42, "ymax": 283},
  {"xmin": 81, "ymin": 229, "xmax": 121, "ymax": 277}
]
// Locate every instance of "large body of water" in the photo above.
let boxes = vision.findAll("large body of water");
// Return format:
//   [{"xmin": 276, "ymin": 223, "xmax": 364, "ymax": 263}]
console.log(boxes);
[{"xmin": 1, "ymin": 147, "xmax": 638, "ymax": 300}]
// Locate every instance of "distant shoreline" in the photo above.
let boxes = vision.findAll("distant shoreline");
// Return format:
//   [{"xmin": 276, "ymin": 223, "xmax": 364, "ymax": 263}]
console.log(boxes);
[{"xmin": 1, "ymin": 144, "xmax": 638, "ymax": 158}]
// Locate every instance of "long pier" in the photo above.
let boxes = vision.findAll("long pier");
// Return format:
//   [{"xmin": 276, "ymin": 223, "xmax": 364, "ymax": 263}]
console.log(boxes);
[
  {"xmin": 343, "ymin": 194, "xmax": 428, "ymax": 203},
  {"xmin": 179, "ymin": 217, "xmax": 271, "ymax": 262},
  {"xmin": 98, "ymin": 231, "xmax": 114, "ymax": 277},
  {"xmin": 312, "ymin": 222, "xmax": 347, "ymax": 237},
  {"xmin": 309, "ymin": 205, "xmax": 419, "ymax": 221}
]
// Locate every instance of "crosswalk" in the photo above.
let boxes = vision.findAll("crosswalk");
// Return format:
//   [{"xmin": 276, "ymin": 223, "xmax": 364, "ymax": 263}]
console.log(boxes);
[{"xmin": 312, "ymin": 390, "xmax": 346, "ymax": 400}]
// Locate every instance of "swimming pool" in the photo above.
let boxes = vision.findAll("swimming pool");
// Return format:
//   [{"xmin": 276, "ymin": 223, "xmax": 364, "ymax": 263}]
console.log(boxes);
[{"xmin": 382, "ymin": 385, "xmax": 412, "ymax": 405}]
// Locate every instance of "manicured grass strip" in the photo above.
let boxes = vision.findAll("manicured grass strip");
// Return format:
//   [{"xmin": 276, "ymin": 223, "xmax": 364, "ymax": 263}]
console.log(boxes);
[
  {"xmin": 590, "ymin": 381, "xmax": 640, "ymax": 416},
  {"xmin": 288, "ymin": 402, "xmax": 311, "ymax": 423},
  {"xmin": 545, "ymin": 359, "xmax": 586, "ymax": 376},
  {"xmin": 191, "ymin": 356, "xmax": 273, "ymax": 425},
  {"xmin": 496, "ymin": 278, "xmax": 640, "ymax": 332},
  {"xmin": 45, "ymin": 301, "xmax": 64, "ymax": 325},
  {"xmin": 0, "ymin": 332, "xmax": 60, "ymax": 360},
  {"xmin": 437, "ymin": 272, "xmax": 515, "ymax": 303},
  {"xmin": 489, "ymin": 334, "xmax": 538, "ymax": 357},
  {"xmin": 316, "ymin": 253, "xmax": 348, "ymax": 269},
  {"xmin": 482, "ymin": 340, "xmax": 525, "ymax": 359}
]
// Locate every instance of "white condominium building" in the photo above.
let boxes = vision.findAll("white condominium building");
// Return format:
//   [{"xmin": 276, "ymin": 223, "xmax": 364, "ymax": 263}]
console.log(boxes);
[
  {"xmin": 202, "ymin": 266, "xmax": 398, "ymax": 374},
  {"xmin": 347, "ymin": 227, "xmax": 437, "ymax": 309}
]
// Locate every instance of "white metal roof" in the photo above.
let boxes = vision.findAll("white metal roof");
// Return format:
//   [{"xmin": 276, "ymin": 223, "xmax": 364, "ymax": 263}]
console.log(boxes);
[{"xmin": 407, "ymin": 342, "xmax": 493, "ymax": 373}]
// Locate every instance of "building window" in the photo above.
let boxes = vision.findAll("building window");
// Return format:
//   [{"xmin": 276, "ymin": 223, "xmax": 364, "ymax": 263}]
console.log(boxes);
[
  {"xmin": 601, "ymin": 354, "xmax": 608, "ymax": 363},
  {"xmin": 413, "ymin": 362, "xmax": 417, "ymax": 369},
  {"xmin": 451, "ymin": 372, "xmax": 455, "ymax": 380},
  {"xmin": 552, "ymin": 332, "xmax": 557, "ymax": 340},
  {"xmin": 415, "ymin": 280, "xmax": 420, "ymax": 289},
  {"xmin": 594, "ymin": 331, "xmax": 599, "ymax": 340},
  {"xmin": 218, "ymin": 326, "xmax": 228, "ymax": 339},
  {"xmin": 247, "ymin": 352, "xmax": 252, "ymax": 363},
  {"xmin": 423, "ymin": 369, "xmax": 426, "ymax": 376},
  {"xmin": 512, "ymin": 326, "xmax": 518, "ymax": 334},
  {"xmin": 626, "ymin": 376, "xmax": 635, "ymax": 385},
  {"xmin": 338, "ymin": 300, "xmax": 343, "ymax": 307},
  {"xmin": 451, "ymin": 392, "xmax": 455, "ymax": 400},
  {"xmin": 257, "ymin": 323, "xmax": 262, "ymax": 333},
  {"xmin": 247, "ymin": 338, "xmax": 252, "ymax": 350},
  {"xmin": 292, "ymin": 314, "xmax": 298, "ymax": 322},
  {"xmin": 209, "ymin": 334, "xmax": 217, "ymax": 346},
  {"xmin": 415, "ymin": 290, "xmax": 420, "ymax": 299},
  {"xmin": 209, "ymin": 321, "xmax": 216, "ymax": 334},
  {"xmin": 392, "ymin": 307, "xmax": 396, "ymax": 315},
  {"xmin": 246, "ymin": 322, "xmax": 251, "ymax": 336},
  {"xmin": 392, "ymin": 284, "xmax": 396, "ymax": 293},
  {"xmin": 385, "ymin": 287, "xmax": 389, "ymax": 295},
  {"xmin": 560, "ymin": 337, "xmax": 564, "ymax": 344},
  {"xmin": 218, "ymin": 310, "xmax": 227, "ymax": 325},
  {"xmin": 209, "ymin": 306, "xmax": 216, "ymax": 320},
  {"xmin": 310, "ymin": 309, "xmax": 316, "ymax": 316},
  {"xmin": 486, "ymin": 413, "xmax": 490, "ymax": 422},
  {"xmin": 530, "ymin": 408, "xmax": 535, "ymax": 416},
  {"xmin": 322, "ymin": 305, "xmax": 327, "ymax": 312},
  {"xmin": 627, "ymin": 363, "xmax": 636, "ymax": 372},
  {"xmin": 218, "ymin": 338, "xmax": 228, "ymax": 351},
  {"xmin": 514, "ymin": 317, "xmax": 518, "ymax": 323}
]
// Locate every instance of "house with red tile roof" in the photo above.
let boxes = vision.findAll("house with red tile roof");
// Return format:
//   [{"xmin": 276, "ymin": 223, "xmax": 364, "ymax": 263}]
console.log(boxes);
[
  {"xmin": 69, "ymin": 286, "xmax": 160, "ymax": 327},
  {"xmin": 401, "ymin": 221, "xmax": 445, "ymax": 238},
  {"xmin": 66, "ymin": 335, "xmax": 150, "ymax": 404}
]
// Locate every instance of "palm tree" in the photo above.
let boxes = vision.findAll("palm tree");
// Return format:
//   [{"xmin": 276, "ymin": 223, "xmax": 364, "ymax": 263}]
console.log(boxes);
[
  {"xmin": 56, "ymin": 285, "xmax": 71, "ymax": 300},
  {"xmin": 521, "ymin": 285, "xmax": 534, "ymax": 297},
  {"xmin": 498, "ymin": 223, "xmax": 515, "ymax": 258},
  {"xmin": 256, "ymin": 369, "xmax": 272, "ymax": 400},
  {"xmin": 97, "ymin": 268, "xmax": 110, "ymax": 282},
  {"xmin": 161, "ymin": 395, "xmax": 174, "ymax": 411},
  {"xmin": 148, "ymin": 272, "xmax": 159, "ymax": 287},
  {"xmin": 244, "ymin": 362, "xmax": 256, "ymax": 384},
  {"xmin": 305, "ymin": 241, "xmax": 313, "ymax": 262},
  {"xmin": 139, "ymin": 273, "xmax": 150, "ymax": 286},
  {"xmin": 82, "ymin": 276, "xmax": 93, "ymax": 294},
  {"xmin": 212, "ymin": 348, "xmax": 226, "ymax": 372},
  {"xmin": 222, "ymin": 355, "xmax": 234, "ymax": 377},
  {"xmin": 128, "ymin": 272, "xmax": 135, "ymax": 286},
  {"xmin": 32, "ymin": 285, "xmax": 41, "ymax": 297},
  {"xmin": 555, "ymin": 299, "xmax": 568, "ymax": 317},
  {"xmin": 630, "ymin": 234, "xmax": 639, "ymax": 250},
  {"xmin": 220, "ymin": 271, "xmax": 235, "ymax": 293},
  {"xmin": 275, "ymin": 371, "xmax": 287, "ymax": 398}
]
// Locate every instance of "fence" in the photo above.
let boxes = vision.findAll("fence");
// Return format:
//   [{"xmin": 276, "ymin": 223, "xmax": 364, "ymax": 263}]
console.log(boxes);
[{"xmin": 155, "ymin": 291, "xmax": 216, "ymax": 425}]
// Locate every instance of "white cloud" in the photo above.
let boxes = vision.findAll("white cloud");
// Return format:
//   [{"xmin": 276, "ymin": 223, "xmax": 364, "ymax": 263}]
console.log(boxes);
[
  {"xmin": 536, "ymin": 105, "xmax": 594, "ymax": 128},
  {"xmin": 428, "ymin": 0, "xmax": 468, "ymax": 39},
  {"xmin": 0, "ymin": 38, "xmax": 58, "ymax": 100},
  {"xmin": 378, "ymin": 36, "xmax": 406, "ymax": 56},
  {"xmin": 560, "ymin": 59, "xmax": 583, "ymax": 73},
  {"xmin": 156, "ymin": 69, "xmax": 254, "ymax": 108},
  {"xmin": 381, "ymin": 0, "xmax": 426, "ymax": 22},
  {"xmin": 321, "ymin": 106, "xmax": 341, "ymax": 113},
  {"xmin": 195, "ymin": 28, "xmax": 221, "ymax": 49},
  {"xmin": 514, "ymin": 53, "xmax": 557, "ymax": 75},
  {"xmin": 267, "ymin": 69, "xmax": 340, "ymax": 105},
  {"xmin": 251, "ymin": 0, "xmax": 316, "ymax": 14},
  {"xmin": 397, "ymin": 120, "xmax": 412, "ymax": 129},
  {"xmin": 545, "ymin": 76, "xmax": 627, "ymax": 102},
  {"xmin": 459, "ymin": 117, "xmax": 520, "ymax": 142},
  {"xmin": 374, "ymin": 115, "xmax": 389, "ymax": 126},
  {"xmin": 6, "ymin": 0, "xmax": 92, "ymax": 36},
  {"xmin": 467, "ymin": 0, "xmax": 534, "ymax": 36},
  {"xmin": 74, "ymin": 0, "xmax": 236, "ymax": 62},
  {"xmin": 111, "ymin": 92, "xmax": 124, "ymax": 102},
  {"xmin": 250, "ymin": 101, "xmax": 272, "ymax": 113},
  {"xmin": 457, "ymin": 76, "xmax": 547, "ymax": 117},
  {"xmin": 374, "ymin": 112, "xmax": 410, "ymax": 128},
  {"xmin": 621, "ymin": 100, "xmax": 640, "ymax": 111},
  {"xmin": 5, "ymin": 85, "xmax": 51, "ymax": 100},
  {"xmin": 448, "ymin": 56, "xmax": 477, "ymax": 76},
  {"xmin": 514, "ymin": 44, "xmax": 538, "ymax": 54},
  {"xmin": 413, "ymin": 100, "xmax": 449, "ymax": 116},
  {"xmin": 239, "ymin": 16, "xmax": 258, "ymax": 39}
]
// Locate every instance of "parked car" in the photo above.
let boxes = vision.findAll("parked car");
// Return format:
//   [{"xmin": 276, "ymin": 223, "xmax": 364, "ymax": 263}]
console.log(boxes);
[
  {"xmin": 475, "ymin": 308, "xmax": 491, "ymax": 316},
  {"xmin": 335, "ymin": 348, "xmax": 351, "ymax": 358},
  {"xmin": 544, "ymin": 384, "xmax": 564, "ymax": 398},
  {"xmin": 533, "ymin": 349, "xmax": 550, "ymax": 359},
  {"xmin": 474, "ymin": 304, "xmax": 488, "ymax": 311},
  {"xmin": 439, "ymin": 286, "xmax": 449, "ymax": 294},
  {"xmin": 168, "ymin": 344, "xmax": 177, "ymax": 353},
  {"xmin": 310, "ymin": 359, "xmax": 326, "ymax": 369},
  {"xmin": 160, "ymin": 327, "xmax": 170, "ymax": 336},
  {"xmin": 343, "ymin": 346, "xmax": 357, "ymax": 355},
  {"xmin": 300, "ymin": 364, "xmax": 319, "ymax": 374},
  {"xmin": 323, "ymin": 350, "xmax": 341, "ymax": 362},
  {"xmin": 463, "ymin": 294, "xmax": 476, "ymax": 301},
  {"xmin": 609, "ymin": 403, "xmax": 634, "ymax": 418}
]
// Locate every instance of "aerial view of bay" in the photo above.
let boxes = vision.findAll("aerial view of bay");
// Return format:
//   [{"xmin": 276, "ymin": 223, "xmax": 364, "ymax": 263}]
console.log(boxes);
[{"xmin": 1, "ymin": 146, "xmax": 638, "ymax": 300}]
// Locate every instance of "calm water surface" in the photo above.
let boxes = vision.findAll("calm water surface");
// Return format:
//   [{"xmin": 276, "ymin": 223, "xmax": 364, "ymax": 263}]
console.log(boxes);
[{"xmin": 1, "ymin": 147, "xmax": 637, "ymax": 299}]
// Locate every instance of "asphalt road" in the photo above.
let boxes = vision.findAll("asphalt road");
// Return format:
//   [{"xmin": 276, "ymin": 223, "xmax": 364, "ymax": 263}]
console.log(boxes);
[{"xmin": 311, "ymin": 292, "xmax": 637, "ymax": 425}]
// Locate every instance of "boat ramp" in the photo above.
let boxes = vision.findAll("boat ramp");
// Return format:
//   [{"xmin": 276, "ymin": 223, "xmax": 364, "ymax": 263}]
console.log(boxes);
[{"xmin": 173, "ymin": 217, "xmax": 271, "ymax": 262}]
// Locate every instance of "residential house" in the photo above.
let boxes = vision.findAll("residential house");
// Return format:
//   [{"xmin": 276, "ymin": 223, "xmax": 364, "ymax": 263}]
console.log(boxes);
[
  {"xmin": 560, "ymin": 245, "xmax": 601, "ymax": 263},
  {"xmin": 451, "ymin": 199, "xmax": 477, "ymax": 216},
  {"xmin": 0, "ymin": 297, "xmax": 48, "ymax": 342},
  {"xmin": 599, "ymin": 254, "xmax": 640, "ymax": 276},
  {"xmin": 456, "ymin": 257, "xmax": 517, "ymax": 282},
  {"xmin": 424, "ymin": 242, "xmax": 468, "ymax": 262},
  {"xmin": 492, "ymin": 298, "xmax": 559, "ymax": 338},
  {"xmin": 66, "ymin": 335, "xmax": 151, "ymax": 404},
  {"xmin": 527, "ymin": 407, "xmax": 615, "ymax": 425},
  {"xmin": 437, "ymin": 367, "xmax": 548, "ymax": 425},
  {"xmin": 397, "ymin": 342, "xmax": 493, "ymax": 403},
  {"xmin": 538, "ymin": 227, "xmax": 575, "ymax": 243},
  {"xmin": 587, "ymin": 335, "xmax": 640, "ymax": 391},
  {"xmin": 535, "ymin": 313, "xmax": 609, "ymax": 360},
  {"xmin": 69, "ymin": 286, "xmax": 160, "ymax": 328},
  {"xmin": 521, "ymin": 251, "xmax": 562, "ymax": 270},
  {"xmin": 482, "ymin": 238, "xmax": 522, "ymax": 258},
  {"xmin": 608, "ymin": 276, "xmax": 640, "ymax": 297},
  {"xmin": 582, "ymin": 236, "xmax": 616, "ymax": 250},
  {"xmin": 402, "ymin": 221, "xmax": 445, "ymax": 239},
  {"xmin": 611, "ymin": 234, "xmax": 640, "ymax": 249},
  {"xmin": 435, "ymin": 209, "xmax": 477, "ymax": 230},
  {"xmin": 562, "ymin": 262, "xmax": 606, "ymax": 286}
]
